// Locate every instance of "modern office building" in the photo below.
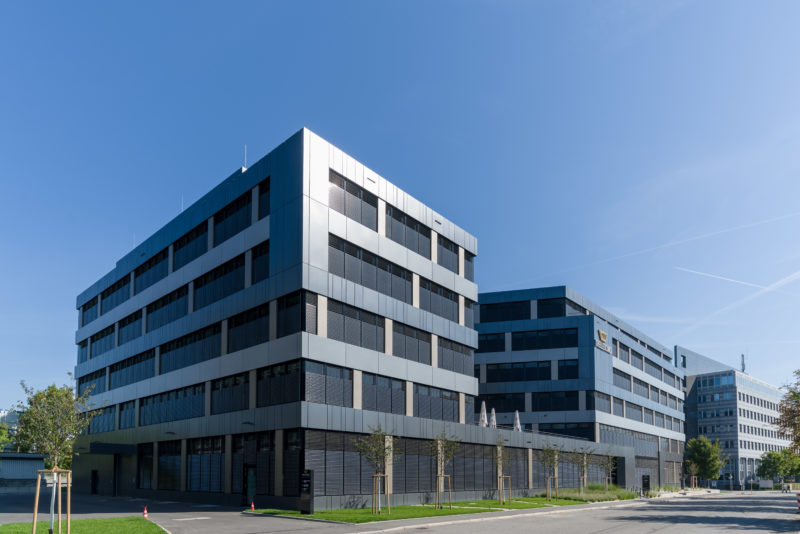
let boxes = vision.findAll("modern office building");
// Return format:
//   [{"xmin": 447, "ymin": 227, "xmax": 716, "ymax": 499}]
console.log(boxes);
[
  {"xmin": 72, "ymin": 129, "xmax": 634, "ymax": 509},
  {"xmin": 677, "ymin": 346, "xmax": 791, "ymax": 488},
  {"xmin": 476, "ymin": 287, "xmax": 686, "ymax": 489}
]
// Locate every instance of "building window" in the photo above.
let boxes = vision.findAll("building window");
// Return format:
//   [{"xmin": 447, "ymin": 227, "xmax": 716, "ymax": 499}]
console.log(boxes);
[
  {"xmin": 139, "ymin": 384, "xmax": 205, "ymax": 426},
  {"xmin": 480, "ymin": 301, "xmax": 530, "ymax": 323},
  {"xmin": 277, "ymin": 291, "xmax": 317, "ymax": 338},
  {"xmin": 118, "ymin": 310, "xmax": 143, "ymax": 346},
  {"xmin": 437, "ymin": 235, "xmax": 459, "ymax": 274},
  {"xmin": 486, "ymin": 361, "xmax": 550, "ymax": 382},
  {"xmin": 77, "ymin": 369, "xmax": 106, "ymax": 396},
  {"xmin": 438, "ymin": 338, "xmax": 474, "ymax": 376},
  {"xmin": 81, "ymin": 298, "xmax": 98, "ymax": 327},
  {"xmin": 251, "ymin": 240, "xmax": 269, "ymax": 285},
  {"xmin": 464, "ymin": 252, "xmax": 475, "ymax": 282},
  {"xmin": 101, "ymin": 276, "xmax": 130, "ymax": 315},
  {"xmin": 187, "ymin": 437, "xmax": 224, "ymax": 492},
  {"xmin": 214, "ymin": 192, "xmax": 252, "ymax": 247},
  {"xmin": 327, "ymin": 300, "xmax": 384, "ymax": 352},
  {"xmin": 227, "ymin": 304, "xmax": 269, "ymax": 353},
  {"xmin": 589, "ymin": 391, "xmax": 611, "ymax": 413},
  {"xmin": 303, "ymin": 361, "xmax": 353, "ymax": 407},
  {"xmin": 413, "ymin": 385, "xmax": 458, "ymax": 421},
  {"xmin": 258, "ymin": 178, "xmax": 270, "ymax": 220},
  {"xmin": 90, "ymin": 325, "xmax": 115, "ymax": 359},
  {"xmin": 328, "ymin": 170, "xmax": 378, "ymax": 231},
  {"xmin": 159, "ymin": 323, "xmax": 221, "ymax": 374},
  {"xmin": 157, "ymin": 440, "xmax": 182, "ymax": 491},
  {"xmin": 211, "ymin": 372, "xmax": 250, "ymax": 415},
  {"xmin": 464, "ymin": 299, "xmax": 475, "ymax": 329},
  {"xmin": 173, "ymin": 222, "xmax": 208, "ymax": 271},
  {"xmin": 119, "ymin": 400, "xmax": 136, "ymax": 429},
  {"xmin": 477, "ymin": 333, "xmax": 505, "ymax": 353},
  {"xmin": 392, "ymin": 322, "xmax": 430, "ymax": 364},
  {"xmin": 613, "ymin": 369, "xmax": 632, "ymax": 391},
  {"xmin": 626, "ymin": 402, "xmax": 643, "ymax": 422},
  {"xmin": 536, "ymin": 298, "xmax": 565, "ymax": 318},
  {"xmin": 362, "ymin": 373, "xmax": 405, "ymax": 415},
  {"xmin": 613, "ymin": 398, "xmax": 624, "ymax": 417},
  {"xmin": 231, "ymin": 432, "xmax": 274, "ymax": 496},
  {"xmin": 385, "ymin": 204, "xmax": 430, "ymax": 258},
  {"xmin": 87, "ymin": 407, "xmax": 115, "ymax": 434},
  {"xmin": 557, "ymin": 359, "xmax": 578, "ymax": 380},
  {"xmin": 512, "ymin": 328, "xmax": 578, "ymax": 351},
  {"xmin": 134, "ymin": 248, "xmax": 169, "ymax": 295},
  {"xmin": 419, "ymin": 278, "xmax": 458, "ymax": 322},
  {"xmin": 146, "ymin": 286, "xmax": 188, "ymax": 332},
  {"xmin": 479, "ymin": 393, "xmax": 524, "ymax": 414},
  {"xmin": 77, "ymin": 340, "xmax": 88, "ymax": 364},
  {"xmin": 256, "ymin": 361, "xmax": 301, "ymax": 407},
  {"xmin": 109, "ymin": 349, "xmax": 155, "ymax": 390},
  {"xmin": 633, "ymin": 377, "xmax": 649, "ymax": 399},
  {"xmin": 328, "ymin": 234, "xmax": 412, "ymax": 304},
  {"xmin": 630, "ymin": 350, "xmax": 644, "ymax": 370},
  {"xmin": 137, "ymin": 443, "xmax": 153, "ymax": 489},
  {"xmin": 193, "ymin": 254, "xmax": 245, "ymax": 310},
  {"xmin": 645, "ymin": 359, "xmax": 663, "ymax": 381}
]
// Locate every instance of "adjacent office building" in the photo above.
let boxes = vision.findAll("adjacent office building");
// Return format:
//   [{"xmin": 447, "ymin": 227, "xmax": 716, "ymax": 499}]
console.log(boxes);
[
  {"xmin": 476, "ymin": 287, "xmax": 686, "ymax": 489},
  {"xmin": 677, "ymin": 346, "xmax": 791, "ymax": 488},
  {"xmin": 72, "ymin": 129, "xmax": 634, "ymax": 508}
]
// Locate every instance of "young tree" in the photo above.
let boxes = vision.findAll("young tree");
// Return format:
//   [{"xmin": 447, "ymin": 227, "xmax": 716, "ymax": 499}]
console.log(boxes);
[
  {"xmin": 684, "ymin": 437, "xmax": 727, "ymax": 484},
  {"xmin": 353, "ymin": 425, "xmax": 398, "ymax": 514},
  {"xmin": 426, "ymin": 431, "xmax": 460, "ymax": 508},
  {"xmin": 536, "ymin": 444, "xmax": 561, "ymax": 500},
  {"xmin": 778, "ymin": 370, "xmax": 800, "ymax": 450},
  {"xmin": 596, "ymin": 455, "xmax": 617, "ymax": 490},
  {"xmin": 564, "ymin": 446, "xmax": 595, "ymax": 492},
  {"xmin": 685, "ymin": 460, "xmax": 700, "ymax": 488},
  {"xmin": 17, "ymin": 380, "xmax": 97, "ymax": 533},
  {"xmin": 494, "ymin": 436, "xmax": 513, "ymax": 504}
]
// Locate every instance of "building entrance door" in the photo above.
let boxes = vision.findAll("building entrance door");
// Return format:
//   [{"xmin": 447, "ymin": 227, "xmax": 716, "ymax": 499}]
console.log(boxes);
[{"xmin": 243, "ymin": 465, "xmax": 256, "ymax": 506}]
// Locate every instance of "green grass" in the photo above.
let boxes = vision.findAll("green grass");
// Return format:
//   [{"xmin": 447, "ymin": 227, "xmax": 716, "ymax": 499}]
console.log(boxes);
[
  {"xmin": 0, "ymin": 517, "xmax": 164, "ymax": 534},
  {"xmin": 451, "ymin": 498, "xmax": 549, "ymax": 510},
  {"xmin": 521, "ymin": 486, "xmax": 637, "ymax": 504},
  {"xmin": 252, "ymin": 504, "xmax": 500, "ymax": 523}
]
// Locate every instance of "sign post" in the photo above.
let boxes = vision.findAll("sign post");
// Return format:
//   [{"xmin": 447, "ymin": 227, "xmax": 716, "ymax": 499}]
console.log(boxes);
[{"xmin": 299, "ymin": 470, "xmax": 314, "ymax": 515}]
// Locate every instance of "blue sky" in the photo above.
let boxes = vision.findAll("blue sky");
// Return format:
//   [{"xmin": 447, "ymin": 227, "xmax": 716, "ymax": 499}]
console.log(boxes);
[{"xmin": 2, "ymin": 1, "xmax": 799, "ymax": 409}]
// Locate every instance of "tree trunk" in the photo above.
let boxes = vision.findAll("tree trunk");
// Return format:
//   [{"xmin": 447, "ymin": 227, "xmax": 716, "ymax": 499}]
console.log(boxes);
[{"xmin": 49, "ymin": 475, "xmax": 56, "ymax": 534}]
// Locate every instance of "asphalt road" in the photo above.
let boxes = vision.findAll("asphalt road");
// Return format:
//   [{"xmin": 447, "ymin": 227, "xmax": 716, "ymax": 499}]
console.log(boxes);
[{"xmin": 1, "ymin": 491, "xmax": 798, "ymax": 534}]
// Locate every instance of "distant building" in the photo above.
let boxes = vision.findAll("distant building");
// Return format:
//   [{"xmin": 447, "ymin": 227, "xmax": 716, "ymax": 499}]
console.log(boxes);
[
  {"xmin": 677, "ymin": 346, "xmax": 791, "ymax": 488},
  {"xmin": 476, "ymin": 287, "xmax": 686, "ymax": 490},
  {"xmin": 0, "ymin": 452, "xmax": 46, "ymax": 494}
]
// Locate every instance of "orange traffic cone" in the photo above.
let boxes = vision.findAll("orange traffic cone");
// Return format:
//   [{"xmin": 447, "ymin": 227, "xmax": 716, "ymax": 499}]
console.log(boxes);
[
  {"xmin": 143, "ymin": 506, "xmax": 149, "ymax": 520},
  {"xmin": 250, "ymin": 501, "xmax": 255, "ymax": 511}
]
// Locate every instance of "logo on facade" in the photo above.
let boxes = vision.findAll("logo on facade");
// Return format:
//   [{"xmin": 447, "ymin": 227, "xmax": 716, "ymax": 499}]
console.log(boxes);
[{"xmin": 598, "ymin": 329, "xmax": 608, "ymax": 343}]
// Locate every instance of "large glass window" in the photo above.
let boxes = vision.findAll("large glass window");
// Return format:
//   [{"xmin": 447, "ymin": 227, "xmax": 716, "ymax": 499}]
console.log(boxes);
[
  {"xmin": 328, "ymin": 170, "xmax": 378, "ymax": 231},
  {"xmin": 645, "ymin": 359, "xmax": 663, "ymax": 381},
  {"xmin": 633, "ymin": 377, "xmax": 649, "ymax": 399},
  {"xmin": 77, "ymin": 340, "xmax": 88, "ymax": 364},
  {"xmin": 173, "ymin": 222, "xmax": 208, "ymax": 271},
  {"xmin": 413, "ymin": 385, "xmax": 458, "ymax": 421},
  {"xmin": 159, "ymin": 323, "xmax": 221, "ymax": 374},
  {"xmin": 78, "ymin": 369, "xmax": 106, "ymax": 396},
  {"xmin": 464, "ymin": 252, "xmax": 475, "ymax": 282},
  {"xmin": 90, "ymin": 325, "xmax": 115, "ymax": 358},
  {"xmin": 158, "ymin": 440, "xmax": 181, "ymax": 491},
  {"xmin": 110, "ymin": 349, "xmax": 155, "ymax": 389},
  {"xmin": 258, "ymin": 178, "xmax": 270, "ymax": 219},
  {"xmin": 327, "ymin": 300, "xmax": 384, "ymax": 352},
  {"xmin": 512, "ymin": 328, "xmax": 579, "ymax": 351},
  {"xmin": 437, "ymin": 235, "xmax": 459, "ymax": 274},
  {"xmin": 550, "ymin": 391, "xmax": 579, "ymax": 411},
  {"xmin": 187, "ymin": 437, "xmax": 224, "ymax": 492},
  {"xmin": 362, "ymin": 373, "xmax": 405, "ymax": 415},
  {"xmin": 385, "ymin": 204, "xmax": 431, "ymax": 258},
  {"xmin": 480, "ymin": 301, "xmax": 530, "ymax": 323},
  {"xmin": 537, "ymin": 298, "xmax": 566, "ymax": 318},
  {"xmin": 438, "ymin": 338, "xmax": 474, "ymax": 376},
  {"xmin": 256, "ymin": 361, "xmax": 302, "ymax": 407},
  {"xmin": 626, "ymin": 402, "xmax": 643, "ymax": 422},
  {"xmin": 478, "ymin": 393, "xmax": 524, "ymax": 414},
  {"xmin": 392, "ymin": 322, "xmax": 430, "ymax": 364},
  {"xmin": 277, "ymin": 291, "xmax": 317, "ymax": 337},
  {"xmin": 118, "ymin": 310, "xmax": 142, "ymax": 345},
  {"xmin": 211, "ymin": 372, "xmax": 250, "ymax": 415},
  {"xmin": 134, "ymin": 248, "xmax": 169, "ymax": 294},
  {"xmin": 227, "ymin": 304, "xmax": 269, "ymax": 353},
  {"xmin": 419, "ymin": 278, "xmax": 458, "ymax": 322},
  {"xmin": 613, "ymin": 368, "xmax": 631, "ymax": 391},
  {"xmin": 557, "ymin": 359, "xmax": 579, "ymax": 379},
  {"xmin": 193, "ymin": 255, "xmax": 245, "ymax": 310},
  {"xmin": 328, "ymin": 234, "xmax": 412, "ymax": 304},
  {"xmin": 139, "ymin": 384, "xmax": 205, "ymax": 426},
  {"xmin": 87, "ymin": 407, "xmax": 115, "ymax": 434},
  {"xmin": 486, "ymin": 361, "xmax": 550, "ymax": 382},
  {"xmin": 303, "ymin": 361, "xmax": 353, "ymax": 407},
  {"xmin": 251, "ymin": 240, "xmax": 269, "ymax": 285},
  {"xmin": 214, "ymin": 192, "xmax": 252, "ymax": 246},
  {"xmin": 101, "ymin": 276, "xmax": 130, "ymax": 315},
  {"xmin": 146, "ymin": 286, "xmax": 188, "ymax": 332},
  {"xmin": 81, "ymin": 298, "xmax": 98, "ymax": 327},
  {"xmin": 477, "ymin": 333, "xmax": 505, "ymax": 353},
  {"xmin": 630, "ymin": 350, "xmax": 644, "ymax": 370},
  {"xmin": 119, "ymin": 400, "xmax": 136, "ymax": 429}
]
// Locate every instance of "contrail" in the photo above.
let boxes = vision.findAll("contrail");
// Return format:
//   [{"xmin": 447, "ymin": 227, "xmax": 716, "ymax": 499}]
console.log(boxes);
[
  {"xmin": 676, "ymin": 267, "xmax": 800, "ymax": 337},
  {"xmin": 675, "ymin": 267, "xmax": 765, "ymax": 290}
]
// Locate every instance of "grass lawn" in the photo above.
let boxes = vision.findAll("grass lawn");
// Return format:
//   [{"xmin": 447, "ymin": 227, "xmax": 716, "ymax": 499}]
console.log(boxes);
[
  {"xmin": 0, "ymin": 517, "xmax": 164, "ymax": 534},
  {"xmin": 516, "ymin": 487, "xmax": 637, "ymax": 504},
  {"xmin": 253, "ymin": 504, "xmax": 500, "ymax": 523},
  {"xmin": 451, "ymin": 498, "xmax": 550, "ymax": 510}
]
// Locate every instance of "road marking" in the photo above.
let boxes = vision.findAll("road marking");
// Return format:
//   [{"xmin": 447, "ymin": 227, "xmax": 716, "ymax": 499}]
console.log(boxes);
[{"xmin": 173, "ymin": 517, "xmax": 211, "ymax": 521}]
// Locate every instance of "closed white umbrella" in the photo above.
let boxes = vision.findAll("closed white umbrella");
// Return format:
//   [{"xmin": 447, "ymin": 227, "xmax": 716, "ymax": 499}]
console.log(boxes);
[
  {"xmin": 490, "ymin": 408, "xmax": 497, "ymax": 429},
  {"xmin": 479, "ymin": 401, "xmax": 488, "ymax": 427},
  {"xmin": 513, "ymin": 410, "xmax": 522, "ymax": 432}
]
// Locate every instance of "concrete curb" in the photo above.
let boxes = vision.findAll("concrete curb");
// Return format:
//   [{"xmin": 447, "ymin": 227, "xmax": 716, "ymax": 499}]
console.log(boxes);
[{"xmin": 241, "ymin": 510, "xmax": 350, "ymax": 524}]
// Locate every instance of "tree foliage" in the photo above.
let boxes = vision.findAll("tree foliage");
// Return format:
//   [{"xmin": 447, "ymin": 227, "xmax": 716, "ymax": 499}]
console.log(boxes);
[
  {"xmin": 757, "ymin": 449, "xmax": 800, "ymax": 480},
  {"xmin": 564, "ymin": 446, "xmax": 595, "ymax": 488},
  {"xmin": 16, "ymin": 380, "xmax": 97, "ymax": 469},
  {"xmin": 778, "ymin": 370, "xmax": 800, "ymax": 450},
  {"xmin": 535, "ymin": 443, "xmax": 561, "ymax": 478},
  {"xmin": 685, "ymin": 436, "xmax": 727, "ymax": 481},
  {"xmin": 427, "ymin": 431, "xmax": 460, "ymax": 476},
  {"xmin": 0, "ymin": 423, "xmax": 11, "ymax": 451},
  {"xmin": 352, "ymin": 425, "xmax": 398, "ymax": 475}
]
